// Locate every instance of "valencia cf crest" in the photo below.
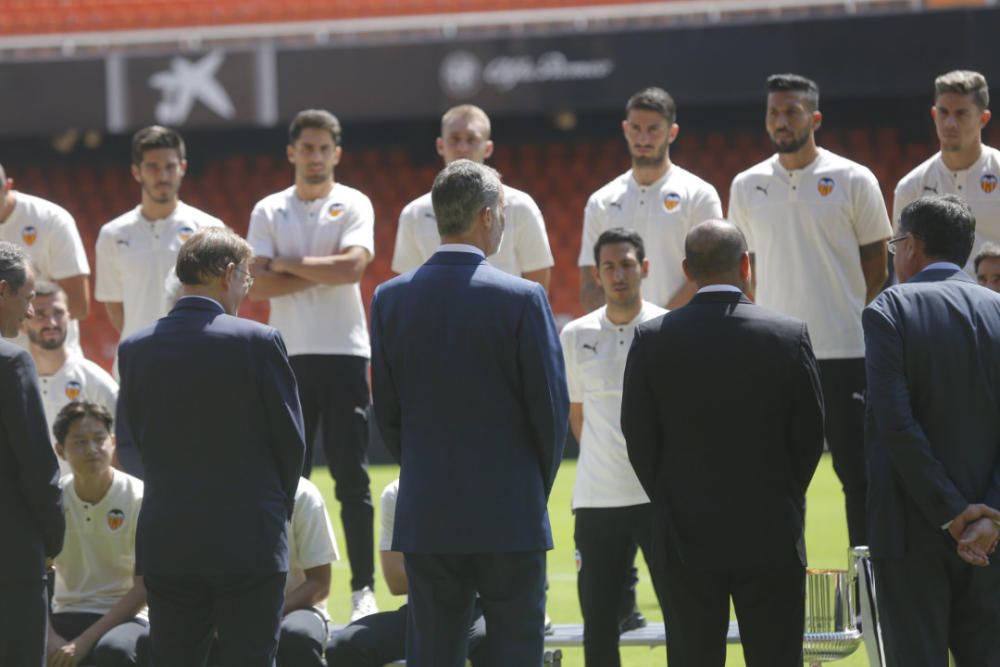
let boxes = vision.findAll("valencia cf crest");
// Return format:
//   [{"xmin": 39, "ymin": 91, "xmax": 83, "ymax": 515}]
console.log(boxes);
[
  {"xmin": 21, "ymin": 226, "xmax": 37, "ymax": 246},
  {"xmin": 64, "ymin": 380, "xmax": 82, "ymax": 401},
  {"xmin": 106, "ymin": 509, "xmax": 125, "ymax": 532},
  {"xmin": 817, "ymin": 178, "xmax": 835, "ymax": 197},
  {"xmin": 663, "ymin": 193, "xmax": 681, "ymax": 211},
  {"xmin": 328, "ymin": 203, "xmax": 345, "ymax": 218},
  {"xmin": 178, "ymin": 226, "xmax": 195, "ymax": 242},
  {"xmin": 982, "ymin": 174, "xmax": 998, "ymax": 194}
]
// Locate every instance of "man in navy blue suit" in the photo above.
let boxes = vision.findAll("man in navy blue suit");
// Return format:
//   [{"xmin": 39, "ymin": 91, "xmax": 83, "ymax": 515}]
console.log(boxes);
[
  {"xmin": 370, "ymin": 159, "xmax": 569, "ymax": 667},
  {"xmin": 117, "ymin": 227, "xmax": 305, "ymax": 667}
]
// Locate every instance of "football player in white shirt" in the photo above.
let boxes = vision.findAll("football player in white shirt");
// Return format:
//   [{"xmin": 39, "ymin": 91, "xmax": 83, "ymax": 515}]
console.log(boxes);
[
  {"xmin": 48, "ymin": 401, "xmax": 146, "ymax": 667},
  {"xmin": 975, "ymin": 242, "xmax": 1000, "ymax": 292},
  {"xmin": 579, "ymin": 87, "xmax": 723, "ymax": 312},
  {"xmin": 894, "ymin": 70, "xmax": 1000, "ymax": 269},
  {"xmin": 23, "ymin": 282, "xmax": 118, "ymax": 476},
  {"xmin": 0, "ymin": 163, "xmax": 90, "ymax": 355},
  {"xmin": 95, "ymin": 126, "xmax": 223, "ymax": 346},
  {"xmin": 247, "ymin": 109, "xmax": 377, "ymax": 621},
  {"xmin": 728, "ymin": 74, "xmax": 892, "ymax": 548},
  {"xmin": 392, "ymin": 105, "xmax": 554, "ymax": 289},
  {"xmin": 561, "ymin": 229, "xmax": 666, "ymax": 667}
]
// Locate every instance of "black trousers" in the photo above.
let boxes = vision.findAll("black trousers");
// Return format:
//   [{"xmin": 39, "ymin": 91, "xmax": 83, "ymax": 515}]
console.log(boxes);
[
  {"xmin": 874, "ymin": 518, "xmax": 1000, "ymax": 667},
  {"xmin": 0, "ymin": 578, "xmax": 47, "ymax": 667},
  {"xmin": 817, "ymin": 358, "xmax": 867, "ymax": 546},
  {"xmin": 658, "ymin": 542, "xmax": 805, "ymax": 667},
  {"xmin": 404, "ymin": 551, "xmax": 546, "ymax": 667},
  {"xmin": 326, "ymin": 603, "xmax": 488, "ymax": 667},
  {"xmin": 289, "ymin": 354, "xmax": 375, "ymax": 592},
  {"xmin": 144, "ymin": 572, "xmax": 286, "ymax": 667},
  {"xmin": 574, "ymin": 504, "xmax": 663, "ymax": 667},
  {"xmin": 49, "ymin": 613, "xmax": 147, "ymax": 667}
]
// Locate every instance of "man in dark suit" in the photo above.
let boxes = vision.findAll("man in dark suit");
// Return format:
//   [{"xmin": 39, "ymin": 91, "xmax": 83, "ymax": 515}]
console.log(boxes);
[
  {"xmin": 864, "ymin": 194, "xmax": 1000, "ymax": 666},
  {"xmin": 370, "ymin": 159, "xmax": 568, "ymax": 667},
  {"xmin": 0, "ymin": 242, "xmax": 65, "ymax": 666},
  {"xmin": 116, "ymin": 227, "xmax": 305, "ymax": 667},
  {"xmin": 621, "ymin": 220, "xmax": 825, "ymax": 667}
]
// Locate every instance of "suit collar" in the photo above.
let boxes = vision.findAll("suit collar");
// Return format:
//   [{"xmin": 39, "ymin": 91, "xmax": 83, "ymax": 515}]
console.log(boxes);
[
  {"xmin": 688, "ymin": 291, "xmax": 754, "ymax": 306},
  {"xmin": 171, "ymin": 295, "xmax": 226, "ymax": 314},
  {"xmin": 907, "ymin": 266, "xmax": 974, "ymax": 285},
  {"xmin": 425, "ymin": 251, "xmax": 487, "ymax": 266}
]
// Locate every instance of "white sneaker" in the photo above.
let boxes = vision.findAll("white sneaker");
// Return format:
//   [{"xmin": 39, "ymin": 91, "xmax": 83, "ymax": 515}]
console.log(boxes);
[{"xmin": 351, "ymin": 586, "xmax": 378, "ymax": 621}]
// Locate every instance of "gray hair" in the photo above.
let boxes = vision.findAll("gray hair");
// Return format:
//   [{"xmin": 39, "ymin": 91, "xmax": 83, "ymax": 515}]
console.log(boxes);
[
  {"xmin": 684, "ymin": 220, "xmax": 748, "ymax": 282},
  {"xmin": 0, "ymin": 241, "xmax": 29, "ymax": 290},
  {"xmin": 175, "ymin": 227, "xmax": 252, "ymax": 286},
  {"xmin": 431, "ymin": 159, "xmax": 502, "ymax": 237},
  {"xmin": 935, "ymin": 70, "xmax": 989, "ymax": 110}
]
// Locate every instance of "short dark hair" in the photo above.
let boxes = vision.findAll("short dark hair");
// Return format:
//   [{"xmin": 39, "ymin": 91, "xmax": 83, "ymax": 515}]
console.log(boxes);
[
  {"xmin": 431, "ymin": 159, "xmax": 502, "ymax": 237},
  {"xmin": 0, "ymin": 241, "xmax": 28, "ymax": 291},
  {"xmin": 975, "ymin": 241, "xmax": 1000, "ymax": 273},
  {"xmin": 53, "ymin": 401, "xmax": 113, "ymax": 445},
  {"xmin": 936, "ymin": 70, "xmax": 989, "ymax": 110},
  {"xmin": 899, "ymin": 194, "xmax": 976, "ymax": 267},
  {"xmin": 289, "ymin": 109, "xmax": 342, "ymax": 145},
  {"xmin": 684, "ymin": 220, "xmax": 748, "ymax": 282},
  {"xmin": 767, "ymin": 73, "xmax": 820, "ymax": 111},
  {"xmin": 175, "ymin": 227, "xmax": 253, "ymax": 286},
  {"xmin": 593, "ymin": 228, "xmax": 645, "ymax": 265},
  {"xmin": 626, "ymin": 87, "xmax": 677, "ymax": 126},
  {"xmin": 131, "ymin": 125, "xmax": 186, "ymax": 166}
]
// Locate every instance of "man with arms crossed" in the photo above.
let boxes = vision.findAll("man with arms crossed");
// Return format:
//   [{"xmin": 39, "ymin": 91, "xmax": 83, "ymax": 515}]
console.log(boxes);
[
  {"xmin": 371, "ymin": 160, "xmax": 568, "ymax": 666},
  {"xmin": 579, "ymin": 87, "xmax": 722, "ymax": 312},
  {"xmin": 248, "ymin": 109, "xmax": 378, "ymax": 620},
  {"xmin": 392, "ymin": 104, "xmax": 554, "ymax": 289},
  {"xmin": 865, "ymin": 194, "xmax": 1000, "ymax": 665},
  {"xmin": 116, "ymin": 227, "xmax": 305, "ymax": 666},
  {"xmin": 95, "ymin": 125, "xmax": 223, "ymax": 347},
  {"xmin": 560, "ymin": 227, "xmax": 666, "ymax": 666},
  {"xmin": 622, "ymin": 220, "xmax": 824, "ymax": 666},
  {"xmin": 729, "ymin": 73, "xmax": 892, "ymax": 547},
  {"xmin": 0, "ymin": 242, "xmax": 64, "ymax": 666},
  {"xmin": 48, "ymin": 401, "xmax": 146, "ymax": 667},
  {"xmin": 894, "ymin": 71, "xmax": 1000, "ymax": 268},
  {"xmin": 0, "ymin": 163, "xmax": 90, "ymax": 354}
]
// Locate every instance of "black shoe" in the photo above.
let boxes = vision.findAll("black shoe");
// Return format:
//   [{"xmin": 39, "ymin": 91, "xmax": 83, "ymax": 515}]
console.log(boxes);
[{"xmin": 618, "ymin": 610, "xmax": 647, "ymax": 634}]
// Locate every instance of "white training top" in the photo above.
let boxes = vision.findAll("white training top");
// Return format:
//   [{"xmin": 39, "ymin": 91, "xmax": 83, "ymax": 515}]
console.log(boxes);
[
  {"xmin": 578, "ymin": 166, "xmax": 722, "ymax": 308},
  {"xmin": 247, "ymin": 184, "xmax": 375, "ymax": 358},
  {"xmin": 561, "ymin": 301, "xmax": 666, "ymax": 509},
  {"xmin": 728, "ymin": 148, "xmax": 892, "ymax": 359},
  {"xmin": 4, "ymin": 192, "xmax": 90, "ymax": 356},
  {"xmin": 379, "ymin": 478, "xmax": 399, "ymax": 551},
  {"xmin": 894, "ymin": 145, "xmax": 1000, "ymax": 271},
  {"xmin": 392, "ymin": 185, "xmax": 554, "ymax": 277},
  {"xmin": 38, "ymin": 354, "xmax": 119, "ymax": 476},
  {"xmin": 95, "ymin": 202, "xmax": 224, "ymax": 342},
  {"xmin": 286, "ymin": 477, "xmax": 339, "ymax": 616},
  {"xmin": 53, "ymin": 469, "xmax": 145, "ymax": 616}
]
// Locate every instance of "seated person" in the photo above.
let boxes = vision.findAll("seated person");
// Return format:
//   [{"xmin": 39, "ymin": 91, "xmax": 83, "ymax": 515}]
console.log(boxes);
[
  {"xmin": 326, "ymin": 479, "xmax": 488, "ymax": 666},
  {"xmin": 47, "ymin": 401, "xmax": 147, "ymax": 667}
]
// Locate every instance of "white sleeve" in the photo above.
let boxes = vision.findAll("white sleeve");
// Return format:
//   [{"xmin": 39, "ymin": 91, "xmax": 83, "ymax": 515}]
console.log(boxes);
[
  {"xmin": 513, "ymin": 197, "xmax": 554, "ymax": 273},
  {"xmin": 391, "ymin": 204, "xmax": 425, "ymax": 274},
  {"xmin": 246, "ymin": 204, "xmax": 276, "ymax": 259},
  {"xmin": 851, "ymin": 169, "xmax": 893, "ymax": 246},
  {"xmin": 578, "ymin": 195, "xmax": 603, "ymax": 267},
  {"xmin": 379, "ymin": 480, "xmax": 399, "ymax": 551},
  {"xmin": 292, "ymin": 481, "xmax": 340, "ymax": 569},
  {"xmin": 892, "ymin": 175, "xmax": 920, "ymax": 227},
  {"xmin": 45, "ymin": 210, "xmax": 90, "ymax": 280},
  {"xmin": 728, "ymin": 176, "xmax": 755, "ymax": 252},
  {"xmin": 94, "ymin": 225, "xmax": 123, "ymax": 303},
  {"xmin": 689, "ymin": 182, "xmax": 724, "ymax": 226},
  {"xmin": 340, "ymin": 195, "xmax": 376, "ymax": 258},
  {"xmin": 559, "ymin": 326, "xmax": 583, "ymax": 403},
  {"xmin": 88, "ymin": 365, "xmax": 119, "ymax": 422}
]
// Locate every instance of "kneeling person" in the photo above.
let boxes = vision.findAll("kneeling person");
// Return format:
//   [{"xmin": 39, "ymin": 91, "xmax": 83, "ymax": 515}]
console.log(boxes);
[{"xmin": 49, "ymin": 401, "xmax": 147, "ymax": 666}]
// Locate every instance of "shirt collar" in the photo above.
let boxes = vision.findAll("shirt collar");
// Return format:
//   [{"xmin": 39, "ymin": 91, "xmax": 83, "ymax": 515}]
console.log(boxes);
[
  {"xmin": 918, "ymin": 261, "xmax": 963, "ymax": 274},
  {"xmin": 696, "ymin": 284, "xmax": 744, "ymax": 295}
]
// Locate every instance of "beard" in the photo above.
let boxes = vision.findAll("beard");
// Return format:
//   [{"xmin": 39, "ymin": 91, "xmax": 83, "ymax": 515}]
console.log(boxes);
[
  {"xmin": 770, "ymin": 129, "xmax": 811, "ymax": 154},
  {"xmin": 630, "ymin": 141, "xmax": 668, "ymax": 168},
  {"xmin": 27, "ymin": 328, "xmax": 66, "ymax": 350}
]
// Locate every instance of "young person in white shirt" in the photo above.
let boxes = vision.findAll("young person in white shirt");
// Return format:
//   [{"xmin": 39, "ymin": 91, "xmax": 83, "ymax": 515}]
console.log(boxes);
[{"xmin": 48, "ymin": 401, "xmax": 146, "ymax": 667}]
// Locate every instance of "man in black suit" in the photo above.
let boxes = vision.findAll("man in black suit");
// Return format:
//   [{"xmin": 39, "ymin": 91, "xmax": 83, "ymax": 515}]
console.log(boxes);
[
  {"xmin": 117, "ymin": 227, "xmax": 305, "ymax": 667},
  {"xmin": 0, "ymin": 241, "xmax": 64, "ymax": 666},
  {"xmin": 865, "ymin": 194, "xmax": 1000, "ymax": 666},
  {"xmin": 621, "ymin": 220, "xmax": 825, "ymax": 667}
]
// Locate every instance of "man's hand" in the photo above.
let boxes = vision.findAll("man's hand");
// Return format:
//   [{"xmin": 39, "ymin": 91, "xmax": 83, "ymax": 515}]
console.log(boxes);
[
  {"xmin": 947, "ymin": 504, "xmax": 1000, "ymax": 542},
  {"xmin": 958, "ymin": 517, "xmax": 1000, "ymax": 567}
]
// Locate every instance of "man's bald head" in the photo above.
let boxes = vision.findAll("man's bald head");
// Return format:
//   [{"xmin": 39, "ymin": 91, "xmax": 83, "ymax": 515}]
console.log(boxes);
[{"xmin": 683, "ymin": 220, "xmax": 749, "ymax": 286}]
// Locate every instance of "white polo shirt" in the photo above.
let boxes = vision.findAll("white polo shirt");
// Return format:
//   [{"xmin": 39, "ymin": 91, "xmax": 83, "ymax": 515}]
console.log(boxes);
[
  {"xmin": 561, "ymin": 301, "xmax": 666, "ymax": 509},
  {"xmin": 392, "ymin": 185, "xmax": 554, "ymax": 276},
  {"xmin": 4, "ymin": 192, "xmax": 90, "ymax": 356},
  {"xmin": 39, "ymin": 354, "xmax": 119, "ymax": 476},
  {"xmin": 247, "ymin": 184, "xmax": 375, "ymax": 359},
  {"xmin": 95, "ymin": 202, "xmax": 223, "ymax": 342},
  {"xmin": 53, "ymin": 469, "xmax": 144, "ymax": 616},
  {"xmin": 894, "ymin": 146, "xmax": 1000, "ymax": 270},
  {"xmin": 578, "ymin": 166, "xmax": 722, "ymax": 308},
  {"xmin": 728, "ymin": 148, "xmax": 892, "ymax": 359},
  {"xmin": 286, "ymin": 477, "xmax": 339, "ymax": 616},
  {"xmin": 379, "ymin": 478, "xmax": 399, "ymax": 550}
]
